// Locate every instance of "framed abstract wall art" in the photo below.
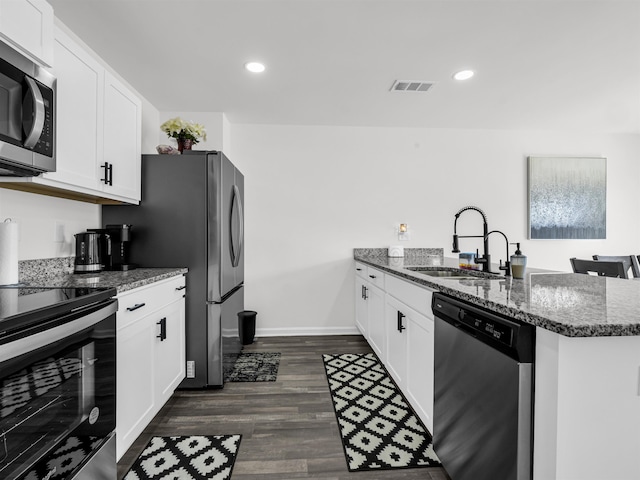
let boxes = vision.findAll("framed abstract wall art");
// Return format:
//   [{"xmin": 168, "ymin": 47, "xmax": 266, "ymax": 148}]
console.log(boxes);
[{"xmin": 528, "ymin": 156, "xmax": 607, "ymax": 239}]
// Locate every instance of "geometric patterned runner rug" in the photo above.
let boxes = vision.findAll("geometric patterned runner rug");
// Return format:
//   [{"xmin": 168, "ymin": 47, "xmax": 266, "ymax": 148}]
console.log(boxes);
[
  {"xmin": 224, "ymin": 352, "xmax": 280, "ymax": 382},
  {"xmin": 322, "ymin": 353, "xmax": 441, "ymax": 472},
  {"xmin": 123, "ymin": 435, "xmax": 241, "ymax": 480}
]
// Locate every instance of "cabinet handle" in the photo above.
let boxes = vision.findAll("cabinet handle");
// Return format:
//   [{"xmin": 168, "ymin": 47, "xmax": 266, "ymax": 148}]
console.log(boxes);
[
  {"xmin": 369, "ymin": 274, "xmax": 376, "ymax": 279},
  {"xmin": 363, "ymin": 286, "xmax": 368, "ymax": 300},
  {"xmin": 157, "ymin": 317, "xmax": 167, "ymax": 341},
  {"xmin": 101, "ymin": 162, "xmax": 113, "ymax": 186},
  {"xmin": 175, "ymin": 285, "xmax": 186, "ymax": 291},
  {"xmin": 126, "ymin": 302, "xmax": 146, "ymax": 312},
  {"xmin": 397, "ymin": 311, "xmax": 406, "ymax": 332},
  {"xmin": 356, "ymin": 268, "xmax": 362, "ymax": 271}
]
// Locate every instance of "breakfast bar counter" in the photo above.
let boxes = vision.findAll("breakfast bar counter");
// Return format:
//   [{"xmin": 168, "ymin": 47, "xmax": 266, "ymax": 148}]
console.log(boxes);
[
  {"xmin": 354, "ymin": 248, "xmax": 640, "ymax": 337},
  {"xmin": 354, "ymin": 248, "xmax": 640, "ymax": 480}
]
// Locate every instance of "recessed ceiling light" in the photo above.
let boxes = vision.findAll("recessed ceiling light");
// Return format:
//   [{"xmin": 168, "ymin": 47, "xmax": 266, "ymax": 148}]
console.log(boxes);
[
  {"xmin": 245, "ymin": 62, "xmax": 265, "ymax": 73},
  {"xmin": 453, "ymin": 70, "xmax": 474, "ymax": 81}
]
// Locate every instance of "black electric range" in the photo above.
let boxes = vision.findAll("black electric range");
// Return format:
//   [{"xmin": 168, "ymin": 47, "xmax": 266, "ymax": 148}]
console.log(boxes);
[{"xmin": 0, "ymin": 285, "xmax": 119, "ymax": 480}]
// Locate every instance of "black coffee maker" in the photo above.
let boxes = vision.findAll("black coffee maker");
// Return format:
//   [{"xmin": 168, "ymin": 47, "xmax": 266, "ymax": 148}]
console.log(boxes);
[{"xmin": 89, "ymin": 224, "xmax": 136, "ymax": 271}]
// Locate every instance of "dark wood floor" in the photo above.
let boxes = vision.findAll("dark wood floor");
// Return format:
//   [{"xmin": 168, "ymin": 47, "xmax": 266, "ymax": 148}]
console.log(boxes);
[{"xmin": 117, "ymin": 335, "xmax": 451, "ymax": 479}]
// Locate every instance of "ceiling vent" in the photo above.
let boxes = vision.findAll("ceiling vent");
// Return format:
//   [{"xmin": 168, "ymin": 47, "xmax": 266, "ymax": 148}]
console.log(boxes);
[{"xmin": 389, "ymin": 80, "xmax": 435, "ymax": 93}]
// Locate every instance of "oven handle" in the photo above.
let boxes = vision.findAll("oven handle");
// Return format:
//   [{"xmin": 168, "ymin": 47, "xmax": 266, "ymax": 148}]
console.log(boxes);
[{"xmin": 0, "ymin": 300, "xmax": 117, "ymax": 362}]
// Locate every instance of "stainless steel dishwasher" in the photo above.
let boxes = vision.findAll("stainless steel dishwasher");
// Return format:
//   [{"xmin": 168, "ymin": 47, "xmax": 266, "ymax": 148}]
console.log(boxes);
[{"xmin": 431, "ymin": 293, "xmax": 535, "ymax": 480}]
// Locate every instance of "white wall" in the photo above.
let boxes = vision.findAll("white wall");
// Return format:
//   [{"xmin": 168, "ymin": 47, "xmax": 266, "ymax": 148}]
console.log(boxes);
[
  {"xmin": 0, "ymin": 189, "xmax": 99, "ymax": 259},
  {"xmin": 230, "ymin": 124, "xmax": 640, "ymax": 334}
]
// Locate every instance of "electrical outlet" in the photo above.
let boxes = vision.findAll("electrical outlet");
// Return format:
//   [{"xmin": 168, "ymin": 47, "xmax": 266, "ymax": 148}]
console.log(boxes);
[
  {"xmin": 54, "ymin": 221, "xmax": 65, "ymax": 243},
  {"xmin": 186, "ymin": 361, "xmax": 195, "ymax": 378}
]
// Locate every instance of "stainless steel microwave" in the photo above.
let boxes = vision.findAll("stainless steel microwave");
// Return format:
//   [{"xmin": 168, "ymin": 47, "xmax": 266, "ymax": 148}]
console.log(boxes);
[{"xmin": 0, "ymin": 41, "xmax": 55, "ymax": 176}]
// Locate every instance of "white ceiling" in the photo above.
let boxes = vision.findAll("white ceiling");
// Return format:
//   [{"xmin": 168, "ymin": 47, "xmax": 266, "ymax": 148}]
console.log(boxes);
[{"xmin": 48, "ymin": 0, "xmax": 640, "ymax": 132}]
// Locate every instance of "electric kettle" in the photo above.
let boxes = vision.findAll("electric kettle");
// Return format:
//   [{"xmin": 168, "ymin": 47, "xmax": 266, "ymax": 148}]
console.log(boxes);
[{"xmin": 74, "ymin": 232, "xmax": 104, "ymax": 273}]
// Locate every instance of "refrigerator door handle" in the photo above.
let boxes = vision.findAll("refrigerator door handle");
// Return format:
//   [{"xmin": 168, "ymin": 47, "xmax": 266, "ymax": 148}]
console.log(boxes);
[{"xmin": 230, "ymin": 184, "xmax": 244, "ymax": 267}]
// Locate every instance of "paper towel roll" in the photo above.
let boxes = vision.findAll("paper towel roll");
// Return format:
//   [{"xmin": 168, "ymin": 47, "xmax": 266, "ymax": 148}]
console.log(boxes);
[
  {"xmin": 0, "ymin": 219, "xmax": 19, "ymax": 285},
  {"xmin": 0, "ymin": 288, "xmax": 19, "ymax": 318},
  {"xmin": 388, "ymin": 245, "xmax": 404, "ymax": 257}
]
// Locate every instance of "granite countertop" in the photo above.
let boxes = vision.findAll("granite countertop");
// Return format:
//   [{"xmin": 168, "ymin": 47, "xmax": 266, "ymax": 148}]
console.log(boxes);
[
  {"xmin": 22, "ymin": 267, "xmax": 188, "ymax": 294},
  {"xmin": 354, "ymin": 249, "xmax": 640, "ymax": 338}
]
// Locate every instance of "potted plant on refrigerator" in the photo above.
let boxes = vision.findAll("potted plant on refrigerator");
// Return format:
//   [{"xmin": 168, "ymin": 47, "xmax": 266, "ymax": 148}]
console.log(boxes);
[{"xmin": 160, "ymin": 117, "xmax": 207, "ymax": 153}]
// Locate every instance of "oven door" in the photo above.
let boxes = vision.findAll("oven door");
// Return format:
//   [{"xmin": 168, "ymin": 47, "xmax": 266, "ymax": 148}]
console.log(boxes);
[{"xmin": 0, "ymin": 299, "xmax": 116, "ymax": 480}]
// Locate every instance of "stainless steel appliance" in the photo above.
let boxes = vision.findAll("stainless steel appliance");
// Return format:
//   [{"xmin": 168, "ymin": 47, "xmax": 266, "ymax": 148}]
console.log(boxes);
[
  {"xmin": 103, "ymin": 151, "xmax": 244, "ymax": 388},
  {"xmin": 431, "ymin": 293, "xmax": 535, "ymax": 480},
  {"xmin": 0, "ymin": 41, "xmax": 55, "ymax": 176},
  {"xmin": 0, "ymin": 286, "xmax": 117, "ymax": 480},
  {"xmin": 74, "ymin": 231, "xmax": 104, "ymax": 273}
]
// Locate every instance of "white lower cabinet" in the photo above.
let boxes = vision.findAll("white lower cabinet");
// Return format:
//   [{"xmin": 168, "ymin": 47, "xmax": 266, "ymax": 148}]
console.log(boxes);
[
  {"xmin": 355, "ymin": 264, "xmax": 368, "ymax": 337},
  {"xmin": 385, "ymin": 293, "xmax": 435, "ymax": 432},
  {"xmin": 405, "ymin": 306, "xmax": 434, "ymax": 433},
  {"xmin": 355, "ymin": 263, "xmax": 435, "ymax": 432},
  {"xmin": 354, "ymin": 262, "xmax": 385, "ymax": 360},
  {"xmin": 385, "ymin": 294, "xmax": 408, "ymax": 385},
  {"xmin": 116, "ymin": 275, "xmax": 186, "ymax": 460},
  {"xmin": 366, "ymin": 284, "xmax": 385, "ymax": 360},
  {"xmin": 154, "ymin": 299, "xmax": 186, "ymax": 405},
  {"xmin": 116, "ymin": 304, "xmax": 155, "ymax": 460}
]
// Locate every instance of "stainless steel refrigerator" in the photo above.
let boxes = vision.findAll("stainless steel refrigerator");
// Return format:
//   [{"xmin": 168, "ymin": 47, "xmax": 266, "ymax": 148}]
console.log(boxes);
[{"xmin": 102, "ymin": 150, "xmax": 244, "ymax": 388}]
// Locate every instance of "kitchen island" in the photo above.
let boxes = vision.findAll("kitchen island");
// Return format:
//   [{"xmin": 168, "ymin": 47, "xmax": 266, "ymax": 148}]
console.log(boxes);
[{"xmin": 355, "ymin": 248, "xmax": 640, "ymax": 480}]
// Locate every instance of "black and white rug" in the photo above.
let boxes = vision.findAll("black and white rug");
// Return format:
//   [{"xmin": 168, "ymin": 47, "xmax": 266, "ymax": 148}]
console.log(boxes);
[
  {"xmin": 322, "ymin": 353, "xmax": 441, "ymax": 472},
  {"xmin": 1, "ymin": 356, "xmax": 83, "ymax": 419},
  {"xmin": 123, "ymin": 435, "xmax": 241, "ymax": 480},
  {"xmin": 224, "ymin": 352, "xmax": 280, "ymax": 382},
  {"xmin": 19, "ymin": 436, "xmax": 102, "ymax": 480}
]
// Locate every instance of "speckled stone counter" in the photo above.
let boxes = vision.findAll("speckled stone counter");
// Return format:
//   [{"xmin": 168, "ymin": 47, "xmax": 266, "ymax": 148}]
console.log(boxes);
[
  {"xmin": 354, "ymin": 248, "xmax": 640, "ymax": 337},
  {"xmin": 18, "ymin": 256, "xmax": 187, "ymax": 294}
]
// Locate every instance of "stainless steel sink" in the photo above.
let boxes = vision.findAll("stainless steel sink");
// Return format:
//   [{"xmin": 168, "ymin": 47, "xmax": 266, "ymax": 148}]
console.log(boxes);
[{"xmin": 404, "ymin": 267, "xmax": 502, "ymax": 280}]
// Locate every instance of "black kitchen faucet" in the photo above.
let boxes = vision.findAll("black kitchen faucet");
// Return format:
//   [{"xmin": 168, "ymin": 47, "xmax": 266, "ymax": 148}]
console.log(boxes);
[
  {"xmin": 451, "ymin": 205, "xmax": 492, "ymax": 273},
  {"xmin": 485, "ymin": 230, "xmax": 511, "ymax": 276}
]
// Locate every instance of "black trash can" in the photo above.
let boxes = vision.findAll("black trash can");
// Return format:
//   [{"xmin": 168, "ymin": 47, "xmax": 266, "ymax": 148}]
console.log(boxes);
[{"xmin": 238, "ymin": 310, "xmax": 257, "ymax": 345}]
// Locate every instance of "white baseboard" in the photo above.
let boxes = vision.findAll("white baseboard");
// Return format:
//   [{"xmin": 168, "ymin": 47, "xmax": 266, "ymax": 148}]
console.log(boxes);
[{"xmin": 255, "ymin": 326, "xmax": 360, "ymax": 337}]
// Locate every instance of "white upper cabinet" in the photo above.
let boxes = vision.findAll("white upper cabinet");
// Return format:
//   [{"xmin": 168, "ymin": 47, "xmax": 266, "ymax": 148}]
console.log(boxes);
[
  {"xmin": 102, "ymin": 71, "xmax": 141, "ymax": 200},
  {"xmin": 45, "ymin": 26, "xmax": 141, "ymax": 203},
  {"xmin": 44, "ymin": 26, "xmax": 102, "ymax": 190},
  {"xmin": 0, "ymin": 24, "xmax": 142, "ymax": 204},
  {"xmin": 0, "ymin": 0, "xmax": 54, "ymax": 66}
]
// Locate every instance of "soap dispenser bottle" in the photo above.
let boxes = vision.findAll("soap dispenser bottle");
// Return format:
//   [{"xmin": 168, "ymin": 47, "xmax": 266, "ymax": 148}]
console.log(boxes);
[{"xmin": 510, "ymin": 243, "xmax": 527, "ymax": 279}]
